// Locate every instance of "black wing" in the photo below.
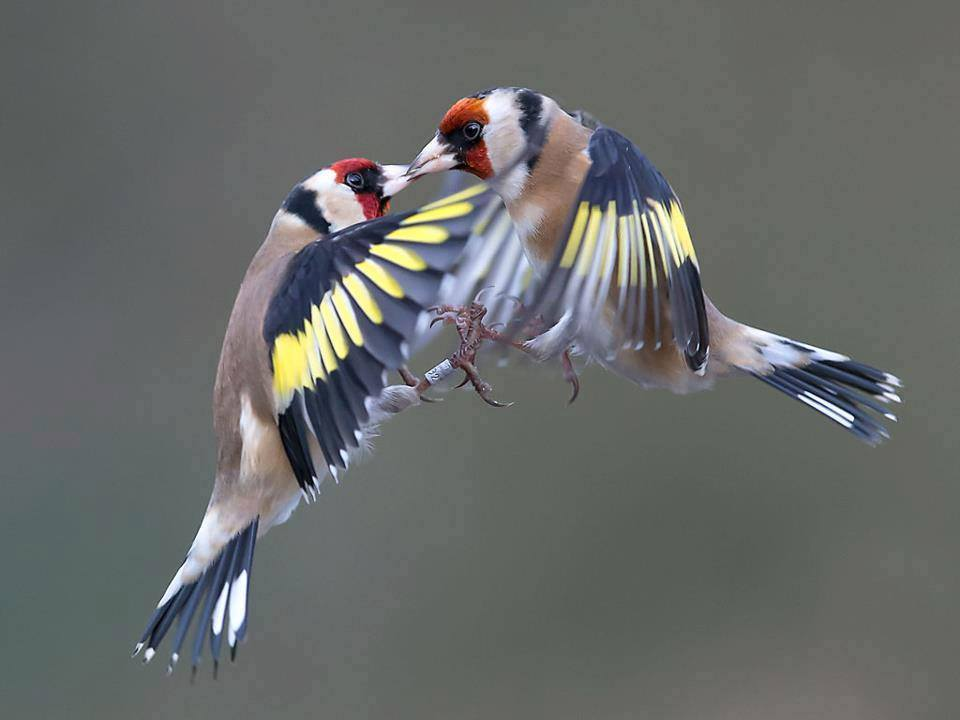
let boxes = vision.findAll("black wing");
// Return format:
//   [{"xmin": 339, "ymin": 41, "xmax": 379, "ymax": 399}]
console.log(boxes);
[
  {"xmin": 411, "ymin": 175, "xmax": 536, "ymax": 353},
  {"xmin": 523, "ymin": 126, "xmax": 709, "ymax": 372},
  {"xmin": 264, "ymin": 190, "xmax": 496, "ymax": 494}
]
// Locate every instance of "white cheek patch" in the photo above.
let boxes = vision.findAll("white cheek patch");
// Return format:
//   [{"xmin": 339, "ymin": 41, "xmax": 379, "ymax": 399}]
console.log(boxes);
[
  {"xmin": 303, "ymin": 169, "xmax": 365, "ymax": 231},
  {"xmin": 301, "ymin": 168, "xmax": 335, "ymax": 194},
  {"xmin": 483, "ymin": 92, "xmax": 526, "ymax": 177}
]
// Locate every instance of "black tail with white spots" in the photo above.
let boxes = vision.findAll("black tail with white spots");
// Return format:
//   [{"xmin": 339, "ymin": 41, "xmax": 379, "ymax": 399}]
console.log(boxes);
[
  {"xmin": 743, "ymin": 330, "xmax": 902, "ymax": 445},
  {"xmin": 133, "ymin": 517, "xmax": 259, "ymax": 676}
]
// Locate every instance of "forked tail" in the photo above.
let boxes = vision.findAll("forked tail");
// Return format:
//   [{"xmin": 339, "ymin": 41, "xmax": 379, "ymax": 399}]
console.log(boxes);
[
  {"xmin": 737, "ymin": 328, "xmax": 902, "ymax": 445},
  {"xmin": 133, "ymin": 517, "xmax": 259, "ymax": 676}
]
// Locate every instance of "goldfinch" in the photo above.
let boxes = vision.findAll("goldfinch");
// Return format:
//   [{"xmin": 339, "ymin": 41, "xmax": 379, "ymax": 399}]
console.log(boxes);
[
  {"xmin": 406, "ymin": 87, "xmax": 902, "ymax": 442},
  {"xmin": 134, "ymin": 159, "xmax": 502, "ymax": 674}
]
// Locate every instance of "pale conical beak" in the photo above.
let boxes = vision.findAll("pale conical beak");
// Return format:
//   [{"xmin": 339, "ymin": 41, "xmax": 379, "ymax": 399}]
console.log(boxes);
[
  {"xmin": 380, "ymin": 164, "xmax": 412, "ymax": 197},
  {"xmin": 404, "ymin": 135, "xmax": 459, "ymax": 179}
]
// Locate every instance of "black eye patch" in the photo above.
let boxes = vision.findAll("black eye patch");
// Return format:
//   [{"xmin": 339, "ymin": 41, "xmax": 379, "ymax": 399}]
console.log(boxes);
[
  {"xmin": 353, "ymin": 167, "xmax": 383, "ymax": 193},
  {"xmin": 442, "ymin": 125, "xmax": 482, "ymax": 153}
]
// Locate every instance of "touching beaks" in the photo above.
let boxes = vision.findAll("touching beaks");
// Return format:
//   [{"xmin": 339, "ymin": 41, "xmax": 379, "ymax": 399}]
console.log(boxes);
[
  {"xmin": 405, "ymin": 135, "xmax": 459, "ymax": 179},
  {"xmin": 380, "ymin": 164, "xmax": 412, "ymax": 197}
]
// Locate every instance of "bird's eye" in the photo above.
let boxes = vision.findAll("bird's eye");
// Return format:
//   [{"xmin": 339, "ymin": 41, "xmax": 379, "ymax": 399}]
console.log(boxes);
[
  {"xmin": 462, "ymin": 121, "xmax": 483, "ymax": 141},
  {"xmin": 345, "ymin": 172, "xmax": 365, "ymax": 190}
]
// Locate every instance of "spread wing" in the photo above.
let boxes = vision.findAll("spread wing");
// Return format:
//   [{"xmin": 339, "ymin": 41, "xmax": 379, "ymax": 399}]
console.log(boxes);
[
  {"xmin": 522, "ymin": 126, "xmax": 709, "ymax": 373},
  {"xmin": 411, "ymin": 176, "xmax": 536, "ymax": 353},
  {"xmin": 263, "ymin": 192, "xmax": 495, "ymax": 495}
]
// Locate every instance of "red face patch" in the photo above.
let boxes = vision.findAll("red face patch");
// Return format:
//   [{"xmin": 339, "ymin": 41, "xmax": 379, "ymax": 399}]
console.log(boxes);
[
  {"xmin": 355, "ymin": 192, "xmax": 382, "ymax": 220},
  {"xmin": 464, "ymin": 144, "xmax": 493, "ymax": 179},
  {"xmin": 327, "ymin": 157, "xmax": 386, "ymax": 220},
  {"xmin": 328, "ymin": 157, "xmax": 378, "ymax": 183},
  {"xmin": 438, "ymin": 97, "xmax": 489, "ymax": 135},
  {"xmin": 438, "ymin": 97, "xmax": 493, "ymax": 178}
]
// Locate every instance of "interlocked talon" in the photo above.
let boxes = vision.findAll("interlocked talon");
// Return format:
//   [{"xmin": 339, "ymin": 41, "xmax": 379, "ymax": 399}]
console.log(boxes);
[
  {"xmin": 419, "ymin": 301, "xmax": 516, "ymax": 407},
  {"xmin": 405, "ymin": 353, "xmax": 506, "ymax": 408},
  {"xmin": 428, "ymin": 299, "xmax": 582, "ymax": 405}
]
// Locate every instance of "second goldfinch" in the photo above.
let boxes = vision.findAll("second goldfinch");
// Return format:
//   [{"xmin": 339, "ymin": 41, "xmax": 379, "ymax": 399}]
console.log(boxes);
[
  {"xmin": 135, "ymin": 159, "xmax": 503, "ymax": 674},
  {"xmin": 406, "ymin": 87, "xmax": 902, "ymax": 443}
]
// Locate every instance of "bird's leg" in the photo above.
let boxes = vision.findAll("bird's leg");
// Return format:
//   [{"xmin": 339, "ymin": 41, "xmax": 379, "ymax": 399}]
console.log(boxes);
[
  {"xmin": 398, "ymin": 366, "xmax": 419, "ymax": 386},
  {"xmin": 398, "ymin": 365, "xmax": 440, "ymax": 402},
  {"xmin": 478, "ymin": 324, "xmax": 580, "ymax": 405},
  {"xmin": 421, "ymin": 297, "xmax": 582, "ymax": 404},
  {"xmin": 417, "ymin": 294, "xmax": 582, "ymax": 405},
  {"xmin": 453, "ymin": 357, "xmax": 511, "ymax": 408},
  {"xmin": 493, "ymin": 298, "xmax": 582, "ymax": 404},
  {"xmin": 415, "ymin": 299, "xmax": 516, "ymax": 407}
]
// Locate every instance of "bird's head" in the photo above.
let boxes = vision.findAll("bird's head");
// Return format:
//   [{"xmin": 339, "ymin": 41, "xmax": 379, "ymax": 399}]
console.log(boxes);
[
  {"xmin": 279, "ymin": 158, "xmax": 410, "ymax": 234},
  {"xmin": 405, "ymin": 88, "xmax": 552, "ymax": 190}
]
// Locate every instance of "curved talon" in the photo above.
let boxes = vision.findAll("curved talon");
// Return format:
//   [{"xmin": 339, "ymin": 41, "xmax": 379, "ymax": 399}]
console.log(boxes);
[
  {"xmin": 473, "ymin": 286, "xmax": 495, "ymax": 304},
  {"xmin": 471, "ymin": 379, "xmax": 509, "ymax": 408},
  {"xmin": 429, "ymin": 300, "xmax": 526, "ymax": 408},
  {"xmin": 429, "ymin": 299, "xmax": 578, "ymax": 408},
  {"xmin": 454, "ymin": 373, "xmax": 470, "ymax": 389},
  {"xmin": 561, "ymin": 350, "xmax": 580, "ymax": 405}
]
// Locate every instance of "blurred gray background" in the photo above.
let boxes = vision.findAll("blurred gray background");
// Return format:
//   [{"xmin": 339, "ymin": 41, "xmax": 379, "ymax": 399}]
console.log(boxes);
[{"xmin": 1, "ymin": 1, "xmax": 957, "ymax": 718}]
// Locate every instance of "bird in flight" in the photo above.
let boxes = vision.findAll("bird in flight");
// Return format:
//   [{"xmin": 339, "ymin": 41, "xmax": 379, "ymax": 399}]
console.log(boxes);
[
  {"xmin": 134, "ymin": 159, "xmax": 509, "ymax": 675},
  {"xmin": 405, "ymin": 87, "xmax": 902, "ymax": 443}
]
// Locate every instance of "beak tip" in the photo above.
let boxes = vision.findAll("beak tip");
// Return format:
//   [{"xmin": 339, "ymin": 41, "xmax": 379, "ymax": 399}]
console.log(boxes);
[
  {"xmin": 379, "ymin": 164, "xmax": 414, "ymax": 197},
  {"xmin": 406, "ymin": 136, "xmax": 459, "ymax": 179}
]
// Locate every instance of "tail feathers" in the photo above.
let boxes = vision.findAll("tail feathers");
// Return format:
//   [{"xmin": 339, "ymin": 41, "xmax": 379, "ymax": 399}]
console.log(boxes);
[
  {"xmin": 747, "ymin": 334, "xmax": 902, "ymax": 445},
  {"xmin": 133, "ymin": 517, "xmax": 259, "ymax": 675}
]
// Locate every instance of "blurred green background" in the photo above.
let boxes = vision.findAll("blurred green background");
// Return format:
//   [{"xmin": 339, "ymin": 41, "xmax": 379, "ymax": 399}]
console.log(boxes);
[{"xmin": 1, "ymin": 2, "xmax": 957, "ymax": 718}]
